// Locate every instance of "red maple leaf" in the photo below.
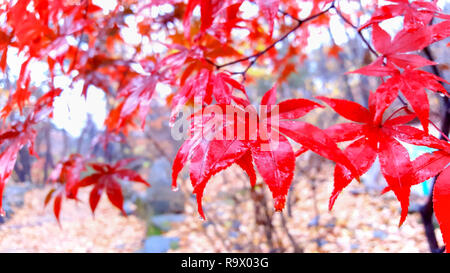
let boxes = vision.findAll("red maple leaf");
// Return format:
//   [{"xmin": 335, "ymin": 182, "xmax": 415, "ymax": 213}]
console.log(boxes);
[
  {"xmin": 106, "ymin": 74, "xmax": 159, "ymax": 133},
  {"xmin": 0, "ymin": 119, "xmax": 37, "ymax": 216},
  {"xmin": 433, "ymin": 162, "xmax": 450, "ymax": 253},
  {"xmin": 257, "ymin": 0, "xmax": 280, "ymax": 37},
  {"xmin": 318, "ymin": 90, "xmax": 433, "ymax": 225},
  {"xmin": 387, "ymin": 138, "xmax": 450, "ymax": 252},
  {"xmin": 380, "ymin": 69, "xmax": 448, "ymax": 133},
  {"xmin": 359, "ymin": 0, "xmax": 450, "ymax": 31},
  {"xmin": 351, "ymin": 25, "xmax": 449, "ymax": 133},
  {"xmin": 353, "ymin": 24, "xmax": 436, "ymax": 76},
  {"xmin": 170, "ymin": 69, "xmax": 247, "ymax": 124},
  {"xmin": 76, "ymin": 158, "xmax": 150, "ymax": 215},
  {"xmin": 172, "ymin": 85, "xmax": 358, "ymax": 219},
  {"xmin": 183, "ymin": 0, "xmax": 233, "ymax": 39},
  {"xmin": 44, "ymin": 154, "xmax": 85, "ymax": 223}
]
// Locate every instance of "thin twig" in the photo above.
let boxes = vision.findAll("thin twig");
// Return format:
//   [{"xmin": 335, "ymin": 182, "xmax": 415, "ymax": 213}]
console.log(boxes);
[
  {"xmin": 145, "ymin": 131, "xmax": 172, "ymax": 161},
  {"xmin": 280, "ymin": 212, "xmax": 304, "ymax": 252},
  {"xmin": 203, "ymin": 210, "xmax": 233, "ymax": 252},
  {"xmin": 430, "ymin": 118, "xmax": 450, "ymax": 142},
  {"xmin": 333, "ymin": 7, "xmax": 378, "ymax": 57},
  {"xmin": 206, "ymin": 3, "xmax": 335, "ymax": 80}
]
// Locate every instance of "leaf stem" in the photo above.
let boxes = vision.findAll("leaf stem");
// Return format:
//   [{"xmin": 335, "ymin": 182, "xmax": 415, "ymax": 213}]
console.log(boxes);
[{"xmin": 385, "ymin": 106, "xmax": 410, "ymax": 122}]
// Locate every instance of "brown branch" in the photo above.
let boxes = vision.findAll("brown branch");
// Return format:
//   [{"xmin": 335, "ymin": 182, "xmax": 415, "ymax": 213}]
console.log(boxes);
[
  {"xmin": 144, "ymin": 131, "xmax": 172, "ymax": 161},
  {"xmin": 250, "ymin": 186, "xmax": 276, "ymax": 251},
  {"xmin": 206, "ymin": 3, "xmax": 335, "ymax": 80},
  {"xmin": 278, "ymin": 9, "xmax": 302, "ymax": 24},
  {"xmin": 279, "ymin": 212, "xmax": 304, "ymax": 253},
  {"xmin": 202, "ymin": 210, "xmax": 233, "ymax": 252},
  {"xmin": 333, "ymin": 7, "xmax": 379, "ymax": 57}
]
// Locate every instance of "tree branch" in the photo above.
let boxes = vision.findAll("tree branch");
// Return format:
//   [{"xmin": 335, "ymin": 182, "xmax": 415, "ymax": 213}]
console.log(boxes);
[
  {"xmin": 206, "ymin": 3, "xmax": 335, "ymax": 80},
  {"xmin": 333, "ymin": 7, "xmax": 379, "ymax": 57}
]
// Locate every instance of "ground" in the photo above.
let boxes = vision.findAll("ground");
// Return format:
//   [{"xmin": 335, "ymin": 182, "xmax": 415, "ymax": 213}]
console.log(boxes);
[
  {"xmin": 166, "ymin": 164, "xmax": 444, "ymax": 253},
  {"xmin": 0, "ymin": 186, "xmax": 146, "ymax": 253},
  {"xmin": 0, "ymin": 163, "xmax": 444, "ymax": 252}
]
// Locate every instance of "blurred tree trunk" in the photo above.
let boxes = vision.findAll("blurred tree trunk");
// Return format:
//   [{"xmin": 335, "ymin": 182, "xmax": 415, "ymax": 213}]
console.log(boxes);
[
  {"xmin": 13, "ymin": 148, "xmax": 31, "ymax": 182},
  {"xmin": 77, "ymin": 114, "xmax": 97, "ymax": 155},
  {"xmin": 419, "ymin": 46, "xmax": 449, "ymax": 253},
  {"xmin": 43, "ymin": 123, "xmax": 54, "ymax": 183}
]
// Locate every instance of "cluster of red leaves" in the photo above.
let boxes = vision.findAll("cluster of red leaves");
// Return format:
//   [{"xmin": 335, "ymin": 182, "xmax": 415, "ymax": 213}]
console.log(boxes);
[
  {"xmin": 169, "ymin": 0, "xmax": 450, "ymax": 252},
  {"xmin": 44, "ymin": 154, "xmax": 85, "ymax": 222},
  {"xmin": 0, "ymin": 85, "xmax": 60, "ymax": 216},
  {"xmin": 324, "ymin": 1, "xmax": 450, "ymax": 250},
  {"xmin": 172, "ymin": 85, "xmax": 359, "ymax": 218},
  {"xmin": 351, "ymin": 23, "xmax": 448, "ymax": 133},
  {"xmin": 0, "ymin": 0, "xmax": 449, "ymax": 252},
  {"xmin": 45, "ymin": 156, "xmax": 150, "ymax": 222},
  {"xmin": 105, "ymin": 0, "xmax": 335, "ymax": 133}
]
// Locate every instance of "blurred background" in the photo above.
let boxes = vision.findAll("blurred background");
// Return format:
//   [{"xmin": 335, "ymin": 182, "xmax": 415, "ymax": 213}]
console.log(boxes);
[{"xmin": 0, "ymin": 0, "xmax": 449, "ymax": 253}]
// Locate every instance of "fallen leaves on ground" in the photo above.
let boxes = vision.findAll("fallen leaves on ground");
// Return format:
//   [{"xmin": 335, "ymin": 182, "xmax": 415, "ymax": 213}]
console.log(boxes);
[
  {"xmin": 166, "ymin": 160, "xmax": 444, "ymax": 253},
  {"xmin": 0, "ymin": 185, "xmax": 146, "ymax": 253},
  {"xmin": 0, "ymin": 159, "xmax": 444, "ymax": 253}
]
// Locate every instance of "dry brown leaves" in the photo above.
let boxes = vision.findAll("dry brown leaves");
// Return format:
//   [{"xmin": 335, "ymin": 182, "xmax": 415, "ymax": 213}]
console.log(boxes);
[
  {"xmin": 0, "ymin": 186, "xmax": 146, "ymax": 253},
  {"xmin": 166, "ymin": 161, "xmax": 444, "ymax": 253},
  {"xmin": 0, "ymin": 158, "xmax": 445, "ymax": 253}
]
